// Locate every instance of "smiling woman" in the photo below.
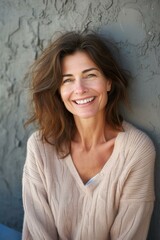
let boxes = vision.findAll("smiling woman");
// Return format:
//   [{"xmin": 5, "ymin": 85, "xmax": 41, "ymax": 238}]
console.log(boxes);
[
  {"xmin": 25, "ymin": 31, "xmax": 128, "ymax": 157},
  {"xmin": 22, "ymin": 31, "xmax": 155, "ymax": 240}
]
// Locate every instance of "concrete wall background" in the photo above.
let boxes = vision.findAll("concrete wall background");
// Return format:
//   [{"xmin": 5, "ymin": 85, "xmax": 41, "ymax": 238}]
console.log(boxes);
[{"xmin": 0, "ymin": 0, "xmax": 159, "ymax": 238}]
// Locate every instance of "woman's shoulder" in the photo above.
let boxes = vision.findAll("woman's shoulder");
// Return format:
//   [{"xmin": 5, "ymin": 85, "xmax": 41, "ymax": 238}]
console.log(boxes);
[
  {"xmin": 25, "ymin": 131, "xmax": 60, "ymax": 171},
  {"xmin": 27, "ymin": 131, "xmax": 56, "ymax": 154},
  {"xmin": 27, "ymin": 130, "xmax": 42, "ymax": 143},
  {"xmin": 27, "ymin": 130, "xmax": 42, "ymax": 149},
  {"xmin": 122, "ymin": 121, "xmax": 155, "ymax": 154}
]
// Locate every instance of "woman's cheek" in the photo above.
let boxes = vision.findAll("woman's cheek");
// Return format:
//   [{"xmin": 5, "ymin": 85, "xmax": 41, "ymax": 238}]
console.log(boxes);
[{"xmin": 60, "ymin": 87, "xmax": 71, "ymax": 102}]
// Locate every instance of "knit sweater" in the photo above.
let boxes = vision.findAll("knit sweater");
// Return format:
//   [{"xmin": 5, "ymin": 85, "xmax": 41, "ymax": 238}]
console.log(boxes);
[{"xmin": 22, "ymin": 121, "xmax": 155, "ymax": 240}]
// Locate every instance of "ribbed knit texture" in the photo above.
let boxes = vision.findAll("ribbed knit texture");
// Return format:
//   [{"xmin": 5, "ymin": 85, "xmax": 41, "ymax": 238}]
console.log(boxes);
[{"xmin": 22, "ymin": 121, "xmax": 155, "ymax": 240}]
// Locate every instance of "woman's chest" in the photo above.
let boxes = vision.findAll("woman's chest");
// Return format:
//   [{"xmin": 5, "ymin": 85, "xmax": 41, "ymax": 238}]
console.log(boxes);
[
  {"xmin": 50, "ymin": 178, "xmax": 119, "ymax": 240},
  {"xmin": 46, "ymin": 149, "xmax": 126, "ymax": 239},
  {"xmin": 71, "ymin": 140, "xmax": 115, "ymax": 184}
]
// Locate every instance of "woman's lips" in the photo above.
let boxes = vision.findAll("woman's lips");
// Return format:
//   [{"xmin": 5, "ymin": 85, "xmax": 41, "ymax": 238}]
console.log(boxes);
[{"xmin": 73, "ymin": 97, "xmax": 95, "ymax": 105}]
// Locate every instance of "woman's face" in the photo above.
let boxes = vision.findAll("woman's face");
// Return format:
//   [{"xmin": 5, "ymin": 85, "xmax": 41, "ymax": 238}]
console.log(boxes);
[{"xmin": 60, "ymin": 51, "xmax": 111, "ymax": 120}]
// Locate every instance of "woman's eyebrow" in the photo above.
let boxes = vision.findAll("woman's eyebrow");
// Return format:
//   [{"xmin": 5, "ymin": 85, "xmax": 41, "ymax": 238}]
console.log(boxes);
[
  {"xmin": 82, "ymin": 68, "xmax": 99, "ymax": 73},
  {"xmin": 62, "ymin": 74, "xmax": 73, "ymax": 78},
  {"xmin": 62, "ymin": 68, "xmax": 99, "ymax": 78}
]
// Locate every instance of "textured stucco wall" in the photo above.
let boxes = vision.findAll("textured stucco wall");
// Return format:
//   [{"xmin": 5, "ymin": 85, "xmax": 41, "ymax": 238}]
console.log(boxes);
[{"xmin": 0, "ymin": 0, "xmax": 159, "ymax": 238}]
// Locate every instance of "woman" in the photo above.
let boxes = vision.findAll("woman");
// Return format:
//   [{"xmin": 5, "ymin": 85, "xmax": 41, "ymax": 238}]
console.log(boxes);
[{"xmin": 22, "ymin": 31, "xmax": 155, "ymax": 240}]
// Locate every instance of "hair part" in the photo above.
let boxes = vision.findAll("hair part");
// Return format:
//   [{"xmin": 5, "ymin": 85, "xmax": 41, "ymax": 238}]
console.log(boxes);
[{"xmin": 26, "ymin": 31, "xmax": 129, "ymax": 158}]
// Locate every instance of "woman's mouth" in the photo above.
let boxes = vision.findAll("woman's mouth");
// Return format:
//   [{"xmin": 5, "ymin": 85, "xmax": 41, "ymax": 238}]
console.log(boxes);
[{"xmin": 74, "ymin": 97, "xmax": 95, "ymax": 105}]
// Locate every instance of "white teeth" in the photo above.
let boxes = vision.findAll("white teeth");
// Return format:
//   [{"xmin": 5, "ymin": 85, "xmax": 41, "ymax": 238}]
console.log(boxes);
[{"xmin": 75, "ymin": 97, "xmax": 94, "ymax": 105}]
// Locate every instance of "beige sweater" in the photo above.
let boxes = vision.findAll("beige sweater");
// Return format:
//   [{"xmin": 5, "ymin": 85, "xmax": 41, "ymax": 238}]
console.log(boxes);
[{"xmin": 22, "ymin": 122, "xmax": 155, "ymax": 240}]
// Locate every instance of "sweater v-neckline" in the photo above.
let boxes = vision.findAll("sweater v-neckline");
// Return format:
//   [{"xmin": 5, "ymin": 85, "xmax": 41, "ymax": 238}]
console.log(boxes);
[{"xmin": 64, "ymin": 124, "xmax": 126, "ymax": 192}]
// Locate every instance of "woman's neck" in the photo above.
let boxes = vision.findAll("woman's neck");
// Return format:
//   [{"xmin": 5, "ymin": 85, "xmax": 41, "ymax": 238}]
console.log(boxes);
[{"xmin": 73, "ymin": 115, "xmax": 109, "ymax": 151}]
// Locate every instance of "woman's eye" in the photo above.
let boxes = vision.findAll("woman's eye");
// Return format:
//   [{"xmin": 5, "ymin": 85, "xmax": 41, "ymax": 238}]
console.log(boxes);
[
  {"xmin": 62, "ymin": 79, "xmax": 72, "ymax": 84},
  {"xmin": 87, "ymin": 74, "xmax": 96, "ymax": 78}
]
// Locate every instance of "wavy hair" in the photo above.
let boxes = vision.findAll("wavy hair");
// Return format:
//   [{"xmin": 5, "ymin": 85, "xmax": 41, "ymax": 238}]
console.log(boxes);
[{"xmin": 26, "ymin": 31, "xmax": 129, "ymax": 158}]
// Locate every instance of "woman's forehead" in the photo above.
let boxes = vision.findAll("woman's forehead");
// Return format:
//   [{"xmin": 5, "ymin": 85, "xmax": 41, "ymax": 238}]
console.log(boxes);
[{"xmin": 61, "ymin": 51, "xmax": 99, "ymax": 74}]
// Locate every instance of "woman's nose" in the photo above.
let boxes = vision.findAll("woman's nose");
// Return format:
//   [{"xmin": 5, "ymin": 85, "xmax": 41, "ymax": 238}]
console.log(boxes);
[{"xmin": 74, "ymin": 79, "xmax": 88, "ymax": 94}]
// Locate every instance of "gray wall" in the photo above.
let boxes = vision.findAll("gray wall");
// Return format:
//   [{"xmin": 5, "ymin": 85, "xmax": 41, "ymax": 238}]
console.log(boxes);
[{"xmin": 0, "ymin": 0, "xmax": 159, "ymax": 238}]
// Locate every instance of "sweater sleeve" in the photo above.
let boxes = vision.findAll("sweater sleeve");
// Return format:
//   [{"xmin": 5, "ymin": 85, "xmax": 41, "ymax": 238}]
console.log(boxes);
[
  {"xmin": 110, "ymin": 130, "xmax": 156, "ymax": 240},
  {"xmin": 22, "ymin": 133, "xmax": 58, "ymax": 240}
]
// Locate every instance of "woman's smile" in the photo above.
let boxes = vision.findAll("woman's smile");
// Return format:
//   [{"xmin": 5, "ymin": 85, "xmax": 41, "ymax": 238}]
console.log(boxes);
[{"xmin": 73, "ymin": 96, "xmax": 95, "ymax": 105}]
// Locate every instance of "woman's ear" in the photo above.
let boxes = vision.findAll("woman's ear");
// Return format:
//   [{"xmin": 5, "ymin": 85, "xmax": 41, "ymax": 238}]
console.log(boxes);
[{"xmin": 107, "ymin": 79, "xmax": 112, "ymax": 92}]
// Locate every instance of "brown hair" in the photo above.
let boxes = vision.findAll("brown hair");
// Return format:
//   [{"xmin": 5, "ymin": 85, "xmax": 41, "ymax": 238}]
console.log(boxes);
[{"xmin": 26, "ymin": 31, "xmax": 129, "ymax": 158}]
